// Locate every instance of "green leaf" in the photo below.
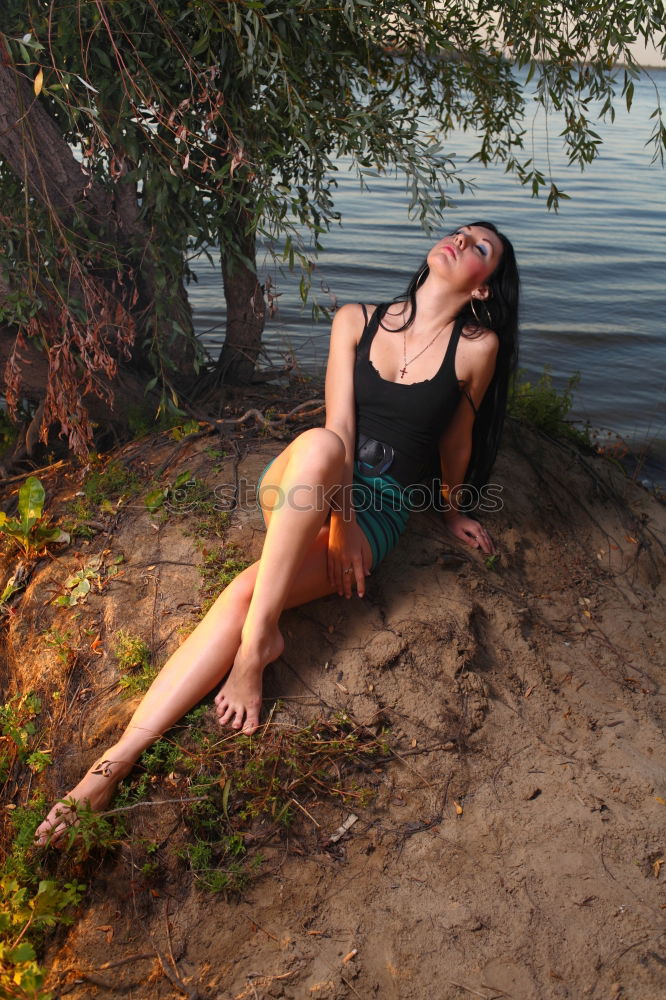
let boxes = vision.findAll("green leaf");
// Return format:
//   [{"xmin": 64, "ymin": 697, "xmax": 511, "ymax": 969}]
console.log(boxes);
[
  {"xmin": 8, "ymin": 941, "xmax": 36, "ymax": 963},
  {"xmin": 173, "ymin": 471, "xmax": 193, "ymax": 489},
  {"xmin": 18, "ymin": 476, "xmax": 45, "ymax": 535},
  {"xmin": 144, "ymin": 488, "xmax": 167, "ymax": 512}
]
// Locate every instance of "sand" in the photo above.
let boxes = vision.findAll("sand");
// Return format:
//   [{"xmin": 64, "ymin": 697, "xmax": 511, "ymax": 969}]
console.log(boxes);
[{"xmin": 1, "ymin": 415, "xmax": 664, "ymax": 1000}]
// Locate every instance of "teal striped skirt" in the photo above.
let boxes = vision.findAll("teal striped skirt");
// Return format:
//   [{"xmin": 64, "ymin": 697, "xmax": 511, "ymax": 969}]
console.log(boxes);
[{"xmin": 256, "ymin": 458, "xmax": 410, "ymax": 571}]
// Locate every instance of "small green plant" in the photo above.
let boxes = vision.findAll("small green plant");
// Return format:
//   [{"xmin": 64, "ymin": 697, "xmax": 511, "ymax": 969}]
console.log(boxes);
[
  {"xmin": 508, "ymin": 367, "xmax": 590, "ymax": 445},
  {"xmin": 0, "ymin": 477, "xmax": 69, "ymax": 558},
  {"xmin": 62, "ymin": 456, "xmax": 141, "ymax": 529},
  {"xmin": 139, "ymin": 736, "xmax": 190, "ymax": 776},
  {"xmin": 53, "ymin": 553, "xmax": 124, "ymax": 608},
  {"xmin": 144, "ymin": 470, "xmax": 194, "ymax": 513},
  {"xmin": 114, "ymin": 630, "xmax": 157, "ymax": 696},
  {"xmin": 484, "ymin": 554, "xmax": 499, "ymax": 571},
  {"xmin": 169, "ymin": 419, "xmax": 201, "ymax": 441},
  {"xmin": 40, "ymin": 627, "xmax": 78, "ymax": 666},
  {"xmin": 199, "ymin": 544, "xmax": 250, "ymax": 612},
  {"xmin": 82, "ymin": 458, "xmax": 140, "ymax": 509},
  {"xmin": 0, "ymin": 694, "xmax": 52, "ymax": 786},
  {"xmin": 0, "ymin": 875, "xmax": 86, "ymax": 999},
  {"xmin": 146, "ymin": 473, "xmax": 231, "ymax": 538}
]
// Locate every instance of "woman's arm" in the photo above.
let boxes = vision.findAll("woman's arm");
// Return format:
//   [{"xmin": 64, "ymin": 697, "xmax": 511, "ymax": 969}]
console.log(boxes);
[
  {"xmin": 324, "ymin": 303, "xmax": 372, "ymax": 596},
  {"xmin": 438, "ymin": 330, "xmax": 498, "ymax": 554},
  {"xmin": 324, "ymin": 303, "xmax": 362, "ymax": 509}
]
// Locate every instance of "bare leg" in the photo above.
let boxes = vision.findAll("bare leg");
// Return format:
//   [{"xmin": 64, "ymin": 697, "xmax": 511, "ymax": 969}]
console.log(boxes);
[
  {"xmin": 215, "ymin": 427, "xmax": 347, "ymax": 733},
  {"xmin": 35, "ymin": 428, "xmax": 366, "ymax": 844}
]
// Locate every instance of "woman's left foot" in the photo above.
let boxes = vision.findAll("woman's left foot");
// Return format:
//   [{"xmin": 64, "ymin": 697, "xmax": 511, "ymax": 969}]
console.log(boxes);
[
  {"xmin": 214, "ymin": 627, "xmax": 284, "ymax": 735},
  {"xmin": 34, "ymin": 752, "xmax": 134, "ymax": 847}
]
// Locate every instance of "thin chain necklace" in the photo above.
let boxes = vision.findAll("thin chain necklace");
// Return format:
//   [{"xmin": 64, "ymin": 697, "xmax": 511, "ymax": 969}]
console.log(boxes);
[{"xmin": 399, "ymin": 323, "xmax": 447, "ymax": 379}]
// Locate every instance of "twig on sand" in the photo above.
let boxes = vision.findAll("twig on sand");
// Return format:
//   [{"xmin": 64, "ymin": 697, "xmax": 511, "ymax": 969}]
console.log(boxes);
[
  {"xmin": 54, "ymin": 953, "xmax": 154, "ymax": 993},
  {"xmin": 240, "ymin": 911, "xmax": 279, "ymax": 941},
  {"xmin": 340, "ymin": 972, "xmax": 364, "ymax": 999},
  {"xmin": 99, "ymin": 795, "xmax": 208, "ymax": 817},
  {"xmin": 448, "ymin": 981, "xmax": 510, "ymax": 999},
  {"xmin": 152, "ymin": 942, "xmax": 203, "ymax": 999},
  {"xmin": 233, "ymin": 971, "xmax": 297, "ymax": 999}
]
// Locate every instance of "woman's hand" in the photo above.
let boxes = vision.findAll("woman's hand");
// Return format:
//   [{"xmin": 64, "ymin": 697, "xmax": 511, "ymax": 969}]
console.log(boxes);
[
  {"xmin": 328, "ymin": 512, "xmax": 371, "ymax": 598},
  {"xmin": 444, "ymin": 513, "xmax": 495, "ymax": 555}
]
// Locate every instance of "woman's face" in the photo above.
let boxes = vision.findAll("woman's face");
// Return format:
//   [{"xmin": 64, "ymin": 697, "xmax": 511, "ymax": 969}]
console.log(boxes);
[{"xmin": 427, "ymin": 225, "xmax": 503, "ymax": 296}]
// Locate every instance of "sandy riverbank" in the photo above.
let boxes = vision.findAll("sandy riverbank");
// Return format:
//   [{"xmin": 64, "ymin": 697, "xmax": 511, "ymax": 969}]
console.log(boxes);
[{"xmin": 1, "ymin": 402, "xmax": 664, "ymax": 999}]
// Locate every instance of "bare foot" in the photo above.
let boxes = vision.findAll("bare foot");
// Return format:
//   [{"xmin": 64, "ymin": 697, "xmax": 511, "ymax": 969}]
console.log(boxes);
[
  {"xmin": 214, "ymin": 626, "xmax": 284, "ymax": 735},
  {"xmin": 34, "ymin": 749, "xmax": 134, "ymax": 847}
]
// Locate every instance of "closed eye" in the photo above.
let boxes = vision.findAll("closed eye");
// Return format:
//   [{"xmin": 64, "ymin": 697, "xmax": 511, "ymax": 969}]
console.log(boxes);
[{"xmin": 453, "ymin": 228, "xmax": 489, "ymax": 256}]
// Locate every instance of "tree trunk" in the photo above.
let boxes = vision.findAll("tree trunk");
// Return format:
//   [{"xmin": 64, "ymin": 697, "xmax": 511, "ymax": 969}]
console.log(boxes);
[{"xmin": 216, "ymin": 224, "xmax": 266, "ymax": 385}]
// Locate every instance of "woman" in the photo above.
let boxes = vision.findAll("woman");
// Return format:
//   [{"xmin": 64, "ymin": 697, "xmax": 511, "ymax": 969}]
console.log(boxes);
[{"xmin": 35, "ymin": 221, "xmax": 519, "ymax": 845}]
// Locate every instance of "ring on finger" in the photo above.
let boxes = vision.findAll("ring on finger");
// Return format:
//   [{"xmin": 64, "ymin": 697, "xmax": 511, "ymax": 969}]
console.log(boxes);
[{"xmin": 343, "ymin": 567, "xmax": 353, "ymax": 574}]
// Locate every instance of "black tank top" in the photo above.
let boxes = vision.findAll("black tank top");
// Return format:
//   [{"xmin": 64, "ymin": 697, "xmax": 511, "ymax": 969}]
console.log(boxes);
[{"xmin": 354, "ymin": 303, "xmax": 466, "ymax": 485}]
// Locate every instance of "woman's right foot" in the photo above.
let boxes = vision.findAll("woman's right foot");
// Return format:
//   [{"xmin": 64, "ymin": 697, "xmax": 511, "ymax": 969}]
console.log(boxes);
[
  {"xmin": 34, "ymin": 751, "xmax": 135, "ymax": 847},
  {"xmin": 214, "ymin": 626, "xmax": 285, "ymax": 735}
]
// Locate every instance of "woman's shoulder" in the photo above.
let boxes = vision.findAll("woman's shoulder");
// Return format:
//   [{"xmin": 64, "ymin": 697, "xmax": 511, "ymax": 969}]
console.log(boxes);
[
  {"xmin": 330, "ymin": 303, "xmax": 376, "ymax": 347},
  {"xmin": 461, "ymin": 322, "xmax": 500, "ymax": 356}
]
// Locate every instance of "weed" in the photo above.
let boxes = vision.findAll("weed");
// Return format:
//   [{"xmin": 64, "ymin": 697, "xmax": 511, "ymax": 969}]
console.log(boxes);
[
  {"xmin": 0, "ymin": 476, "xmax": 69, "ymax": 560},
  {"xmin": 171, "ymin": 715, "xmax": 384, "ymax": 894},
  {"xmin": 145, "ymin": 473, "xmax": 231, "ymax": 538},
  {"xmin": 199, "ymin": 543, "xmax": 250, "ymax": 612},
  {"xmin": 62, "ymin": 456, "xmax": 141, "ymax": 531},
  {"xmin": 0, "ymin": 795, "xmax": 88, "ymax": 999},
  {"xmin": 113, "ymin": 630, "xmax": 157, "ymax": 696},
  {"xmin": 0, "ymin": 694, "xmax": 52, "ymax": 786},
  {"xmin": 484, "ymin": 554, "xmax": 499, "ymax": 571},
  {"xmin": 0, "ymin": 874, "xmax": 86, "ymax": 999},
  {"xmin": 508, "ymin": 367, "xmax": 590, "ymax": 446},
  {"xmin": 54, "ymin": 801, "xmax": 124, "ymax": 863},
  {"xmin": 40, "ymin": 627, "xmax": 78, "ymax": 666},
  {"xmin": 127, "ymin": 403, "xmax": 189, "ymax": 439},
  {"xmin": 82, "ymin": 457, "xmax": 140, "ymax": 508},
  {"xmin": 169, "ymin": 419, "xmax": 201, "ymax": 441},
  {"xmin": 204, "ymin": 446, "xmax": 228, "ymax": 474},
  {"xmin": 139, "ymin": 737, "xmax": 190, "ymax": 776}
]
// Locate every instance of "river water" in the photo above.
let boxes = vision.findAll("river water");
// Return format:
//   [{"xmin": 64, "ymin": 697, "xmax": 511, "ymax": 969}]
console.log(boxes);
[{"xmin": 190, "ymin": 68, "xmax": 666, "ymax": 484}]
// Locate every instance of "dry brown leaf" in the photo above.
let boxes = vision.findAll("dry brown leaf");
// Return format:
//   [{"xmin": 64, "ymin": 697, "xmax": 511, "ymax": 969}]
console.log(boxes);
[
  {"xmin": 655, "ymin": 796, "xmax": 666, "ymax": 806},
  {"xmin": 653, "ymin": 858, "xmax": 664, "ymax": 879},
  {"xmin": 454, "ymin": 800, "xmax": 463, "ymax": 816},
  {"xmin": 34, "ymin": 68, "xmax": 43, "ymax": 96}
]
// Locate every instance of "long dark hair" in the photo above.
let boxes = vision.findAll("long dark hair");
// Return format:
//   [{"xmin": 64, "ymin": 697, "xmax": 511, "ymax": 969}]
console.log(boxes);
[{"xmin": 396, "ymin": 221, "xmax": 520, "ymax": 489}]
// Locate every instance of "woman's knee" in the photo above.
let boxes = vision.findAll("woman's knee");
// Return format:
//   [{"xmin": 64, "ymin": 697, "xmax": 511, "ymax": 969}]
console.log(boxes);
[{"xmin": 290, "ymin": 427, "xmax": 345, "ymax": 473}]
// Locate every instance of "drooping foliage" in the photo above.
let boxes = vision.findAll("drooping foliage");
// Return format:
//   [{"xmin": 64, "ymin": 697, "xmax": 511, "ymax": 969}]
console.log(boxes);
[{"xmin": 0, "ymin": 1, "xmax": 663, "ymax": 453}]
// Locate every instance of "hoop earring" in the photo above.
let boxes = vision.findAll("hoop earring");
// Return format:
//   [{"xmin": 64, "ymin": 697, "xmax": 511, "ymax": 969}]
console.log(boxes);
[
  {"xmin": 416, "ymin": 264, "xmax": 429, "ymax": 287},
  {"xmin": 470, "ymin": 296, "xmax": 492, "ymax": 328}
]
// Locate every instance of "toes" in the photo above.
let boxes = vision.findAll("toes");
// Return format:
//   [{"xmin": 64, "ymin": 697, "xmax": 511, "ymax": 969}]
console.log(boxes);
[
  {"xmin": 230, "ymin": 708, "xmax": 245, "ymax": 730},
  {"xmin": 242, "ymin": 713, "xmax": 259, "ymax": 736},
  {"xmin": 217, "ymin": 703, "xmax": 236, "ymax": 727}
]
